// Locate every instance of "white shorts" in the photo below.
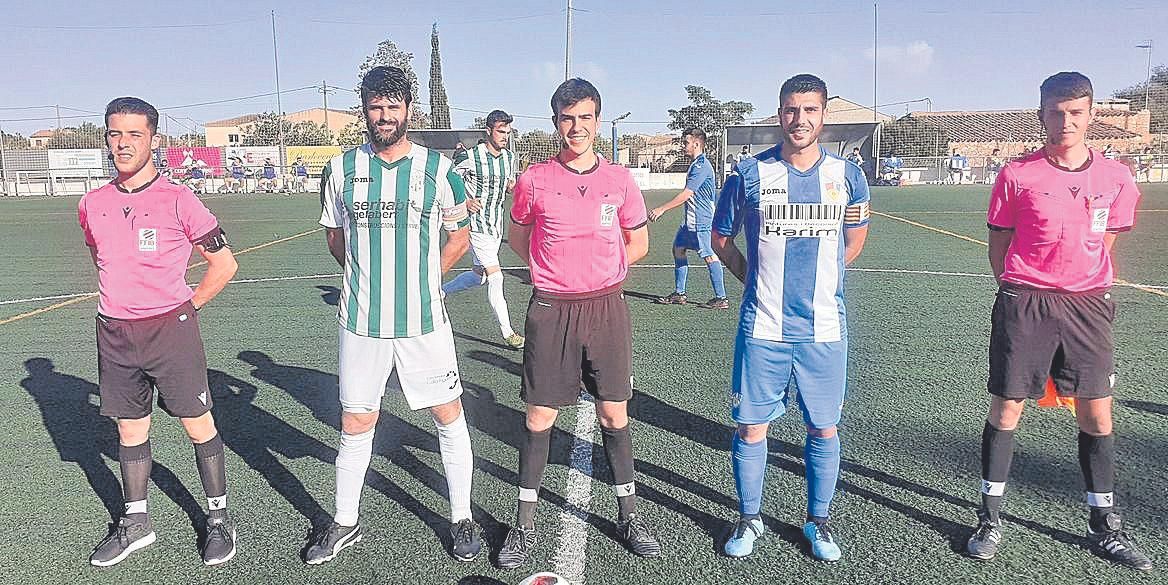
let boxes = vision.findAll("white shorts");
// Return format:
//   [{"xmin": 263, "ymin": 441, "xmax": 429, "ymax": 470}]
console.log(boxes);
[
  {"xmin": 469, "ymin": 230, "xmax": 502, "ymax": 269},
  {"xmin": 338, "ymin": 323, "xmax": 464, "ymax": 413}
]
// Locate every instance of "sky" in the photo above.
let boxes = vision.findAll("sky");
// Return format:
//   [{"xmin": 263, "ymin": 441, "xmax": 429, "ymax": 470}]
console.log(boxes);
[{"xmin": 0, "ymin": 0, "xmax": 1164, "ymax": 137}]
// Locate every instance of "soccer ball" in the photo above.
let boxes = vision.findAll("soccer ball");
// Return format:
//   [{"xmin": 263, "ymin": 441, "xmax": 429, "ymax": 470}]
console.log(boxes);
[{"xmin": 517, "ymin": 572, "xmax": 570, "ymax": 585}]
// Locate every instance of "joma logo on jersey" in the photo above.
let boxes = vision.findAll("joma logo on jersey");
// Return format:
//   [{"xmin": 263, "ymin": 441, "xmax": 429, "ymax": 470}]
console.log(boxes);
[
  {"xmin": 761, "ymin": 187, "xmax": 788, "ymax": 196},
  {"xmin": 350, "ymin": 177, "xmax": 374, "ymax": 183}
]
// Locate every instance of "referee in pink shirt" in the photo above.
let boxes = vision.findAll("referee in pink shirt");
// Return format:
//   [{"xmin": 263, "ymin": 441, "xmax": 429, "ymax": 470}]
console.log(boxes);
[
  {"xmin": 78, "ymin": 98, "xmax": 239, "ymax": 567},
  {"xmin": 965, "ymin": 73, "xmax": 1152, "ymax": 571},
  {"xmin": 496, "ymin": 78, "xmax": 660, "ymax": 569}
]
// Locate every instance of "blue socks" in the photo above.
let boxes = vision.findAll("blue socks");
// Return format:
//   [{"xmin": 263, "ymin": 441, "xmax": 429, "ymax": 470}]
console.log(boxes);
[
  {"xmin": 732, "ymin": 431, "xmax": 768, "ymax": 516},
  {"xmin": 673, "ymin": 258, "xmax": 688, "ymax": 294},
  {"xmin": 708, "ymin": 260, "xmax": 726, "ymax": 298},
  {"xmin": 805, "ymin": 433, "xmax": 841, "ymax": 519}
]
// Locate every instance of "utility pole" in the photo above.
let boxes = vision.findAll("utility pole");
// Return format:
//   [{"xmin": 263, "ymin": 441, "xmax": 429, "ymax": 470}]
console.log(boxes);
[
  {"xmin": 611, "ymin": 112, "xmax": 631, "ymax": 162},
  {"xmin": 1137, "ymin": 41, "xmax": 1153, "ymax": 112},
  {"xmin": 565, "ymin": 0, "xmax": 573, "ymax": 80},
  {"xmin": 320, "ymin": 80, "xmax": 335, "ymax": 142},
  {"xmin": 271, "ymin": 10, "xmax": 285, "ymax": 166}
]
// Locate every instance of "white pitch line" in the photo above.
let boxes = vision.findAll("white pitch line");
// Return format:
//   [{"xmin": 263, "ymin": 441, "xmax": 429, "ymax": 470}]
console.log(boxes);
[
  {"xmin": 553, "ymin": 398, "xmax": 598, "ymax": 585},
  {"xmin": 5, "ymin": 267, "xmax": 1166, "ymax": 306}
]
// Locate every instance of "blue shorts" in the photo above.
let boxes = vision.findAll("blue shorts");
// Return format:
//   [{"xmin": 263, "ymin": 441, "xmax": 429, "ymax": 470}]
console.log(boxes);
[
  {"xmin": 673, "ymin": 226, "xmax": 715, "ymax": 258},
  {"xmin": 731, "ymin": 335, "xmax": 847, "ymax": 429}
]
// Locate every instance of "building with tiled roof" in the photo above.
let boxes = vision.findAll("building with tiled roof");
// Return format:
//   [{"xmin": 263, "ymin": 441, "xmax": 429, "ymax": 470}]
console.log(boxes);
[
  {"xmin": 205, "ymin": 108, "xmax": 357, "ymax": 146},
  {"xmin": 885, "ymin": 101, "xmax": 1150, "ymax": 158}
]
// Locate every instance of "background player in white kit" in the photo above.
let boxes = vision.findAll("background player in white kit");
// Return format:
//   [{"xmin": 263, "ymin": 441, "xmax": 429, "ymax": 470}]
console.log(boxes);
[{"xmin": 442, "ymin": 109, "xmax": 525, "ymax": 349}]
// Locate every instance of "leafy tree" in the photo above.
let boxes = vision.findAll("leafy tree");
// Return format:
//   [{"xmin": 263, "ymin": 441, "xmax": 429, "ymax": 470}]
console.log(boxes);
[
  {"xmin": 1, "ymin": 131, "xmax": 30, "ymax": 149},
  {"xmin": 337, "ymin": 120, "xmax": 366, "ymax": 147},
  {"xmin": 668, "ymin": 87, "xmax": 752, "ymax": 137},
  {"xmin": 428, "ymin": 24, "xmax": 451, "ymax": 129},
  {"xmin": 1114, "ymin": 64, "xmax": 1168, "ymax": 134},
  {"xmin": 356, "ymin": 39, "xmax": 430, "ymax": 128},
  {"xmin": 240, "ymin": 113, "xmax": 333, "ymax": 146},
  {"xmin": 46, "ymin": 122, "xmax": 105, "ymax": 149}
]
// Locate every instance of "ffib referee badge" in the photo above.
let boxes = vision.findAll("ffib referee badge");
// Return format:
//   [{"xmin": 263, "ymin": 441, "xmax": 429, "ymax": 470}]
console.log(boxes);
[
  {"xmin": 599, "ymin": 203, "xmax": 617, "ymax": 227},
  {"xmin": 138, "ymin": 228, "xmax": 157, "ymax": 251},
  {"xmin": 1091, "ymin": 208, "xmax": 1109, "ymax": 233}
]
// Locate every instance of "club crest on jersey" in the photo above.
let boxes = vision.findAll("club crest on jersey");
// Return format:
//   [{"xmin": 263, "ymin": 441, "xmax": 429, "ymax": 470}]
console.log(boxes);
[
  {"xmin": 599, "ymin": 203, "xmax": 617, "ymax": 227},
  {"xmin": 138, "ymin": 228, "xmax": 157, "ymax": 252},
  {"xmin": 824, "ymin": 182, "xmax": 845, "ymax": 203}
]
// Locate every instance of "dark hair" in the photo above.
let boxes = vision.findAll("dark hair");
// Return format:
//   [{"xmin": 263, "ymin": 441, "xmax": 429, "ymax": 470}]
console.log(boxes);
[
  {"xmin": 1039, "ymin": 72, "xmax": 1093, "ymax": 107},
  {"xmin": 779, "ymin": 74, "xmax": 828, "ymax": 104},
  {"xmin": 550, "ymin": 78, "xmax": 601, "ymax": 117},
  {"xmin": 360, "ymin": 66, "xmax": 412, "ymax": 107},
  {"xmin": 104, "ymin": 97, "xmax": 159, "ymax": 133},
  {"xmin": 485, "ymin": 109, "xmax": 514, "ymax": 129},
  {"xmin": 682, "ymin": 127, "xmax": 707, "ymax": 145}
]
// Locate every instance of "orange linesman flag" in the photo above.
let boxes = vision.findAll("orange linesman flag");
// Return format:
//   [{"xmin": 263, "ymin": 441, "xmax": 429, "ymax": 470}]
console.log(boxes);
[{"xmin": 1037, "ymin": 377, "xmax": 1077, "ymax": 416}]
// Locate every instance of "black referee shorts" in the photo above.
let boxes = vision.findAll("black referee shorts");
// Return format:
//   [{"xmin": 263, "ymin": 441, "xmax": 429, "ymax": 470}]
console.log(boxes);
[
  {"xmin": 520, "ymin": 284, "xmax": 634, "ymax": 408},
  {"xmin": 96, "ymin": 300, "xmax": 212, "ymax": 419},
  {"xmin": 988, "ymin": 284, "xmax": 1116, "ymax": 400}
]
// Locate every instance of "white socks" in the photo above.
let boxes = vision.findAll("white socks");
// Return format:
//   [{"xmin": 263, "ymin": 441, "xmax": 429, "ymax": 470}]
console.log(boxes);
[
  {"xmin": 334, "ymin": 427, "xmax": 375, "ymax": 526},
  {"xmin": 443, "ymin": 271, "xmax": 485, "ymax": 296},
  {"xmin": 434, "ymin": 411, "xmax": 474, "ymax": 523},
  {"xmin": 486, "ymin": 271, "xmax": 515, "ymax": 338}
]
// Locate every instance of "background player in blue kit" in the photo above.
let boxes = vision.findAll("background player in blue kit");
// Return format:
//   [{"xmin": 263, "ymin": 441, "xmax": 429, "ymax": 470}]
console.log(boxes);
[
  {"xmin": 712, "ymin": 74, "xmax": 870, "ymax": 562},
  {"xmin": 649, "ymin": 127, "xmax": 728, "ymax": 308}
]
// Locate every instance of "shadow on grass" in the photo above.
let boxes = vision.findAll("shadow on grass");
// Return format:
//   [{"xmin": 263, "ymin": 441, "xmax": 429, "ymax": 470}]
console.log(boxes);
[
  {"xmin": 20, "ymin": 358, "xmax": 207, "ymax": 539},
  {"xmin": 626, "ymin": 388, "xmax": 1086, "ymax": 555},
  {"xmin": 465, "ymin": 350, "xmax": 803, "ymax": 554},
  {"xmin": 237, "ymin": 350, "xmax": 505, "ymax": 559}
]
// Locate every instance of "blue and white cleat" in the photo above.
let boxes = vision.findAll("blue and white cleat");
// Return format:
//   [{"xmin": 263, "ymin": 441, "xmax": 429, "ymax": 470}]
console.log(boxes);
[
  {"xmin": 724, "ymin": 517, "xmax": 765, "ymax": 558},
  {"xmin": 802, "ymin": 520, "xmax": 842, "ymax": 562}
]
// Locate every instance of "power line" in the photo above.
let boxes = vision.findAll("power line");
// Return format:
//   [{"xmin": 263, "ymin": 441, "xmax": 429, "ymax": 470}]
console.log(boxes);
[
  {"xmin": 308, "ymin": 12, "xmax": 560, "ymax": 27},
  {"xmin": 0, "ymin": 17, "xmax": 266, "ymax": 31},
  {"xmin": 158, "ymin": 86, "xmax": 318, "ymax": 110}
]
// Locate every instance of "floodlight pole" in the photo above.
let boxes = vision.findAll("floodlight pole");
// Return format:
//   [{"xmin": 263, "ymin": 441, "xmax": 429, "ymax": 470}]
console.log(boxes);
[
  {"xmin": 611, "ymin": 112, "xmax": 630, "ymax": 162},
  {"xmin": 872, "ymin": 2, "xmax": 878, "ymax": 122},
  {"xmin": 271, "ymin": 10, "xmax": 285, "ymax": 167}
]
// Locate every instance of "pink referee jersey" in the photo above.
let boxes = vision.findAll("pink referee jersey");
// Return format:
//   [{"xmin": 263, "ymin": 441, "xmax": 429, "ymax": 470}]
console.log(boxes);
[
  {"xmin": 987, "ymin": 149, "xmax": 1139, "ymax": 292},
  {"xmin": 79, "ymin": 175, "xmax": 220, "ymax": 319},
  {"xmin": 511, "ymin": 156, "xmax": 648, "ymax": 294}
]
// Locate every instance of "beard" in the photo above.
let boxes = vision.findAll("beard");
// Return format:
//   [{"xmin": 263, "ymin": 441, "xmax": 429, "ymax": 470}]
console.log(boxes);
[{"xmin": 367, "ymin": 119, "xmax": 407, "ymax": 149}]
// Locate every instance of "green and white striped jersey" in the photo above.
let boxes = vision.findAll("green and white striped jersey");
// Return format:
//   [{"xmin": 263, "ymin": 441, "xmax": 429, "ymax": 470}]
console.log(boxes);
[
  {"xmin": 455, "ymin": 143, "xmax": 515, "ymax": 237},
  {"xmin": 320, "ymin": 142, "xmax": 469, "ymax": 338}
]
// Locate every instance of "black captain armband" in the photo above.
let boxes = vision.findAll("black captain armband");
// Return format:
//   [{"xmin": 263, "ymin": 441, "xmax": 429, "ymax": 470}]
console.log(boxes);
[{"xmin": 194, "ymin": 227, "xmax": 231, "ymax": 252}]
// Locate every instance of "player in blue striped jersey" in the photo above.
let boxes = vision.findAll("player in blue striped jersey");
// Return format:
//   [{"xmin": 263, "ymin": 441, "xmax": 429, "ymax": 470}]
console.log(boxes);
[
  {"xmin": 648, "ymin": 128, "xmax": 729, "ymax": 309},
  {"xmin": 712, "ymin": 74, "xmax": 870, "ymax": 561}
]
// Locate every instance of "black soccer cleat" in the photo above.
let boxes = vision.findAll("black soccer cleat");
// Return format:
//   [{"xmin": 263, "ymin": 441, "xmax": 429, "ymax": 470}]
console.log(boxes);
[
  {"xmin": 1087, "ymin": 513, "xmax": 1154, "ymax": 571},
  {"xmin": 202, "ymin": 514, "xmax": 237, "ymax": 566},
  {"xmin": 304, "ymin": 522, "xmax": 363, "ymax": 565},
  {"xmin": 450, "ymin": 519, "xmax": 482, "ymax": 562},
  {"xmin": 497, "ymin": 525, "xmax": 538, "ymax": 569},
  {"xmin": 618, "ymin": 513, "xmax": 661, "ymax": 557},
  {"xmin": 90, "ymin": 516, "xmax": 157, "ymax": 567},
  {"xmin": 966, "ymin": 517, "xmax": 1003, "ymax": 560}
]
